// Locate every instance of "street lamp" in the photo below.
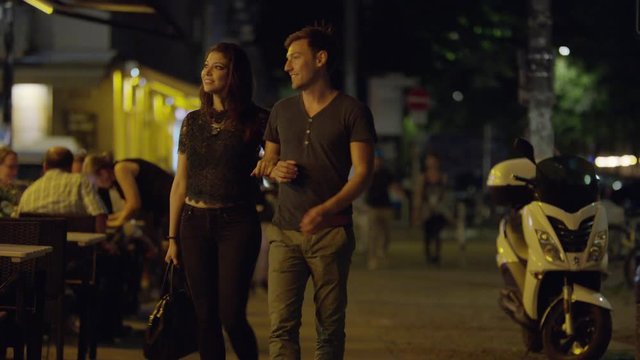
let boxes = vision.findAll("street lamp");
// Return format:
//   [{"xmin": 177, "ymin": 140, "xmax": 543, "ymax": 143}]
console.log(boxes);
[{"xmin": 23, "ymin": 0, "xmax": 53, "ymax": 14}]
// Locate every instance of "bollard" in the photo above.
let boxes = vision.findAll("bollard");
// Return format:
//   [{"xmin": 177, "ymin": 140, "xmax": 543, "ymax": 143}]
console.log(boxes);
[
  {"xmin": 635, "ymin": 260, "xmax": 640, "ymax": 360},
  {"xmin": 456, "ymin": 201, "xmax": 466, "ymax": 267}
]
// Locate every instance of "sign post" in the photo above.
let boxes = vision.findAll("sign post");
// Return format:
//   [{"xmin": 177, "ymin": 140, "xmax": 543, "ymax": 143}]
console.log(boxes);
[{"xmin": 406, "ymin": 86, "xmax": 430, "ymax": 125}]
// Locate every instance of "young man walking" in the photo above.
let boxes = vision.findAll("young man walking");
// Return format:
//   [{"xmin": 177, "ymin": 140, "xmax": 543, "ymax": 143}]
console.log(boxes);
[{"xmin": 252, "ymin": 24, "xmax": 376, "ymax": 360}]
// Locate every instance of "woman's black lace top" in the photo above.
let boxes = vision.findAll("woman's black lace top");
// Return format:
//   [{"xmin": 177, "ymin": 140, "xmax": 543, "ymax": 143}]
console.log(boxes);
[{"xmin": 178, "ymin": 106, "xmax": 268, "ymax": 205}]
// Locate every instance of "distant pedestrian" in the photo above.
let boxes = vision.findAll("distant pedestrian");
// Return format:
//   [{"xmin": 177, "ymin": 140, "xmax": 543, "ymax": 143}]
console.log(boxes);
[
  {"xmin": 253, "ymin": 186, "xmax": 277, "ymax": 291},
  {"xmin": 364, "ymin": 150, "xmax": 399, "ymax": 269},
  {"xmin": 413, "ymin": 153, "xmax": 452, "ymax": 264},
  {"xmin": 252, "ymin": 23, "xmax": 376, "ymax": 360}
]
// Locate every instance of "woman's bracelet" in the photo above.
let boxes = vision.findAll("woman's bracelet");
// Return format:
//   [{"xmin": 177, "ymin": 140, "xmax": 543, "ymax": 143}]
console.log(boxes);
[{"xmin": 165, "ymin": 235, "xmax": 178, "ymax": 241}]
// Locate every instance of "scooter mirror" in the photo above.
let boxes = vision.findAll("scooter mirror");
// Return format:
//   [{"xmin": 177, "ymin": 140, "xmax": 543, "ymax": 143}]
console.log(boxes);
[{"xmin": 513, "ymin": 138, "xmax": 536, "ymax": 164}]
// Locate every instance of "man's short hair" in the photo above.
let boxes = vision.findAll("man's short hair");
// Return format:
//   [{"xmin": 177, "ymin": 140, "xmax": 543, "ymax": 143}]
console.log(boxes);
[
  {"xmin": 284, "ymin": 23, "xmax": 338, "ymax": 73},
  {"xmin": 45, "ymin": 147, "xmax": 74, "ymax": 171}
]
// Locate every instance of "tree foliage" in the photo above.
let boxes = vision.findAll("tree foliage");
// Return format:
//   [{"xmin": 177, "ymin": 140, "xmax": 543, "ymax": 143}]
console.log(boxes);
[{"xmin": 255, "ymin": 0, "xmax": 640, "ymax": 153}]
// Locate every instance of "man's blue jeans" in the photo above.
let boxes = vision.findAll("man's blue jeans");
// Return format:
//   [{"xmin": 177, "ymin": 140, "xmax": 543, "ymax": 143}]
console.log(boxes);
[{"xmin": 267, "ymin": 225, "xmax": 355, "ymax": 360}]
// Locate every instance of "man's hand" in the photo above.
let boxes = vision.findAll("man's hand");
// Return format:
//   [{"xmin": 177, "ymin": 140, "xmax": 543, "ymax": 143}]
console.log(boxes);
[
  {"xmin": 251, "ymin": 158, "xmax": 277, "ymax": 178},
  {"xmin": 300, "ymin": 204, "xmax": 329, "ymax": 235},
  {"xmin": 270, "ymin": 160, "xmax": 298, "ymax": 183}
]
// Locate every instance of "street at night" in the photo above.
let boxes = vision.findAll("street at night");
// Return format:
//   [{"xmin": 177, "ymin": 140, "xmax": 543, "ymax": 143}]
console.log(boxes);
[
  {"xmin": 74, "ymin": 224, "xmax": 635, "ymax": 360},
  {"xmin": 2, "ymin": 1, "xmax": 640, "ymax": 359}
]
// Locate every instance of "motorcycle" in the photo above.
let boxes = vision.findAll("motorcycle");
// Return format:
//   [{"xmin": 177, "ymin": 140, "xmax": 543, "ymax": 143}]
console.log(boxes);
[{"xmin": 488, "ymin": 138, "xmax": 612, "ymax": 359}]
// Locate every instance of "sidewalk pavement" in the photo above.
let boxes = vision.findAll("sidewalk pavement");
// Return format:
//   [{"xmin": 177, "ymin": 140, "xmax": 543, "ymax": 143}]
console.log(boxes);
[{"xmin": 47, "ymin": 224, "xmax": 636, "ymax": 359}]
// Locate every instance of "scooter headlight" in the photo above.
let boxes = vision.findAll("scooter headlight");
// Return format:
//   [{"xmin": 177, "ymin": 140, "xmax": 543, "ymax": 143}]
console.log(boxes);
[
  {"xmin": 588, "ymin": 230, "xmax": 607, "ymax": 262},
  {"xmin": 536, "ymin": 229, "xmax": 564, "ymax": 263}
]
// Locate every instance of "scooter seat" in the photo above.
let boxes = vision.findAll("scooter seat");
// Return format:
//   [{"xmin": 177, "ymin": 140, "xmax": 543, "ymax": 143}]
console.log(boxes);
[{"xmin": 505, "ymin": 213, "xmax": 528, "ymax": 262}]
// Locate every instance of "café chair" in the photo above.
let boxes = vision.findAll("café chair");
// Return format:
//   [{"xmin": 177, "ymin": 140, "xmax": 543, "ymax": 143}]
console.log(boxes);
[
  {"xmin": 0, "ymin": 219, "xmax": 61, "ymax": 360},
  {"xmin": 20, "ymin": 213, "xmax": 103, "ymax": 360}
]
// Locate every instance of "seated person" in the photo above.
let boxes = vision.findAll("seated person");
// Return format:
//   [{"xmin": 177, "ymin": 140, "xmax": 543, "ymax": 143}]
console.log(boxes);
[
  {"xmin": 0, "ymin": 145, "xmax": 28, "ymax": 216},
  {"xmin": 71, "ymin": 150, "xmax": 87, "ymax": 174},
  {"xmin": 17, "ymin": 146, "xmax": 107, "ymax": 231},
  {"xmin": 0, "ymin": 145, "xmax": 18, "ymax": 187}
]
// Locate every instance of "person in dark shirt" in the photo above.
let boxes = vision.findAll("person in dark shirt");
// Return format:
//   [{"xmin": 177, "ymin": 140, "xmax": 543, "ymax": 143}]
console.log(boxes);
[
  {"xmin": 364, "ymin": 150, "xmax": 398, "ymax": 270},
  {"xmin": 165, "ymin": 42, "xmax": 267, "ymax": 360},
  {"xmin": 252, "ymin": 24, "xmax": 376, "ymax": 360},
  {"xmin": 82, "ymin": 155, "xmax": 173, "ymax": 230},
  {"xmin": 412, "ymin": 153, "xmax": 452, "ymax": 264},
  {"xmin": 83, "ymin": 154, "xmax": 173, "ymax": 340}
]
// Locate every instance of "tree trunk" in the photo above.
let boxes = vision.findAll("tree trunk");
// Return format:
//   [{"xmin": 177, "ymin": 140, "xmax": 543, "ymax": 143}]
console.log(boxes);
[
  {"xmin": 2, "ymin": 1, "xmax": 14, "ymax": 145},
  {"xmin": 527, "ymin": 0, "xmax": 554, "ymax": 160}
]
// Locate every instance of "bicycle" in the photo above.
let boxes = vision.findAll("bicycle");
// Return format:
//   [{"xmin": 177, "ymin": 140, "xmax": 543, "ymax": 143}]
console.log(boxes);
[{"xmin": 606, "ymin": 217, "xmax": 640, "ymax": 288}]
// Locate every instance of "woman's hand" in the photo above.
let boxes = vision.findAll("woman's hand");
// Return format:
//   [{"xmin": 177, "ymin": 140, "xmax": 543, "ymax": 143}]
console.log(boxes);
[
  {"xmin": 251, "ymin": 158, "xmax": 277, "ymax": 178},
  {"xmin": 165, "ymin": 239, "xmax": 180, "ymax": 267}
]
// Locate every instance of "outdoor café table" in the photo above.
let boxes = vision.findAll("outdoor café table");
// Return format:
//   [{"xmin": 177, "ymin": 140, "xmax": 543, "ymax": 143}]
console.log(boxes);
[
  {"xmin": 66, "ymin": 232, "xmax": 107, "ymax": 248},
  {"xmin": 65, "ymin": 232, "xmax": 106, "ymax": 360},
  {"xmin": 0, "ymin": 243, "xmax": 52, "ymax": 360},
  {"xmin": 0, "ymin": 244, "xmax": 52, "ymax": 263}
]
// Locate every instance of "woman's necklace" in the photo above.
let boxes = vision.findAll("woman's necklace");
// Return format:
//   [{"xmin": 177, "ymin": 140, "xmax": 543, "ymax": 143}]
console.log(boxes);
[{"xmin": 210, "ymin": 109, "xmax": 228, "ymax": 135}]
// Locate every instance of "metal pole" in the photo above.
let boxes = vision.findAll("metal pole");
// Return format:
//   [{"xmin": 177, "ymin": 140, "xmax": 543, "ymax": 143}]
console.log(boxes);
[
  {"xmin": 344, "ymin": 0, "xmax": 357, "ymax": 97},
  {"xmin": 2, "ymin": 0, "xmax": 14, "ymax": 145}
]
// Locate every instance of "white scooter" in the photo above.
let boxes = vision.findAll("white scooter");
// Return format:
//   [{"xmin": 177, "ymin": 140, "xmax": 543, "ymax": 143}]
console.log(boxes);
[{"xmin": 488, "ymin": 138, "xmax": 612, "ymax": 359}]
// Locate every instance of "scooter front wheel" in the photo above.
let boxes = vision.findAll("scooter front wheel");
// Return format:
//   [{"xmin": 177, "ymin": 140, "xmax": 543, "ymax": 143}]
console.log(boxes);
[
  {"xmin": 541, "ymin": 301, "xmax": 611, "ymax": 360},
  {"xmin": 521, "ymin": 326, "xmax": 542, "ymax": 353}
]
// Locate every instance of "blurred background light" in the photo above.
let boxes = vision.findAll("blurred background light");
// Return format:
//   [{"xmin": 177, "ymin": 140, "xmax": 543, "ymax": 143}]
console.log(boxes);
[
  {"xmin": 558, "ymin": 46, "xmax": 571, "ymax": 56},
  {"xmin": 612, "ymin": 181, "xmax": 623, "ymax": 191},
  {"xmin": 595, "ymin": 155, "xmax": 638, "ymax": 168}
]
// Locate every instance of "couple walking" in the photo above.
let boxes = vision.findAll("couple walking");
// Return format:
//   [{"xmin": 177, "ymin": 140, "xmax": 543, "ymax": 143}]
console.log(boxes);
[{"xmin": 164, "ymin": 24, "xmax": 377, "ymax": 360}]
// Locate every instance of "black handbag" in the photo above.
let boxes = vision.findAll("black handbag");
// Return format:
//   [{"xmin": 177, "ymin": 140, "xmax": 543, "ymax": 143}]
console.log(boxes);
[{"xmin": 144, "ymin": 263, "xmax": 198, "ymax": 360}]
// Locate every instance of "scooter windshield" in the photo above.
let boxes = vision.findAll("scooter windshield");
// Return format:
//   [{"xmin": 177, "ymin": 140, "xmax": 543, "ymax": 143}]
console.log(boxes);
[{"xmin": 535, "ymin": 155, "xmax": 598, "ymax": 213}]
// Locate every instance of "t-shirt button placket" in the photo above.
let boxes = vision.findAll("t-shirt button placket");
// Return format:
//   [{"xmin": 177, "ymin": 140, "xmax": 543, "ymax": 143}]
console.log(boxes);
[{"xmin": 305, "ymin": 119, "xmax": 312, "ymax": 145}]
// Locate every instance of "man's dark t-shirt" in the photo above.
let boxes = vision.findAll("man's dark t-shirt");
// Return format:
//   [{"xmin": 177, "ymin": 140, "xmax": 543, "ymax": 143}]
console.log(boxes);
[{"xmin": 264, "ymin": 93, "xmax": 377, "ymax": 230}]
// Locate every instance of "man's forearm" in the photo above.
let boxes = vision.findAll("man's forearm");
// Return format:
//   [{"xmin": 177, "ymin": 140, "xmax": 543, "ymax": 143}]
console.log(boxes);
[{"xmin": 321, "ymin": 171, "xmax": 372, "ymax": 215}]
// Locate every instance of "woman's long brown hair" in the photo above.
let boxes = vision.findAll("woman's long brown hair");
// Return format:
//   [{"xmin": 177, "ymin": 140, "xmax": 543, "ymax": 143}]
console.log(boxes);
[{"xmin": 199, "ymin": 42, "xmax": 260, "ymax": 142}]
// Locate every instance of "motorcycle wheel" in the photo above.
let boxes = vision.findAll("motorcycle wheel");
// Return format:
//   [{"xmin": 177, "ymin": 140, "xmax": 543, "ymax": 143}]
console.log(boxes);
[{"xmin": 541, "ymin": 301, "xmax": 611, "ymax": 360}]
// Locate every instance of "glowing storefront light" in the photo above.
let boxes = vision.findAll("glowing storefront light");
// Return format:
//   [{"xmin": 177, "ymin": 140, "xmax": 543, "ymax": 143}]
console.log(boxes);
[
  {"xmin": 12, "ymin": 84, "xmax": 52, "ymax": 147},
  {"xmin": 113, "ymin": 66, "xmax": 199, "ymax": 170},
  {"xmin": 595, "ymin": 155, "xmax": 638, "ymax": 168}
]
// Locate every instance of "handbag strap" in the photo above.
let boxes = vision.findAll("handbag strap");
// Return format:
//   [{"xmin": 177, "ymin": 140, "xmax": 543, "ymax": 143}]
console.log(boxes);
[
  {"xmin": 160, "ymin": 262, "xmax": 193, "ymax": 297},
  {"xmin": 159, "ymin": 263, "xmax": 174, "ymax": 296}
]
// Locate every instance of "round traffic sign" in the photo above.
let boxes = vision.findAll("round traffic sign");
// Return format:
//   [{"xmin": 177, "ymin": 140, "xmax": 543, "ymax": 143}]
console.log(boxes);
[{"xmin": 406, "ymin": 87, "xmax": 430, "ymax": 111}]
